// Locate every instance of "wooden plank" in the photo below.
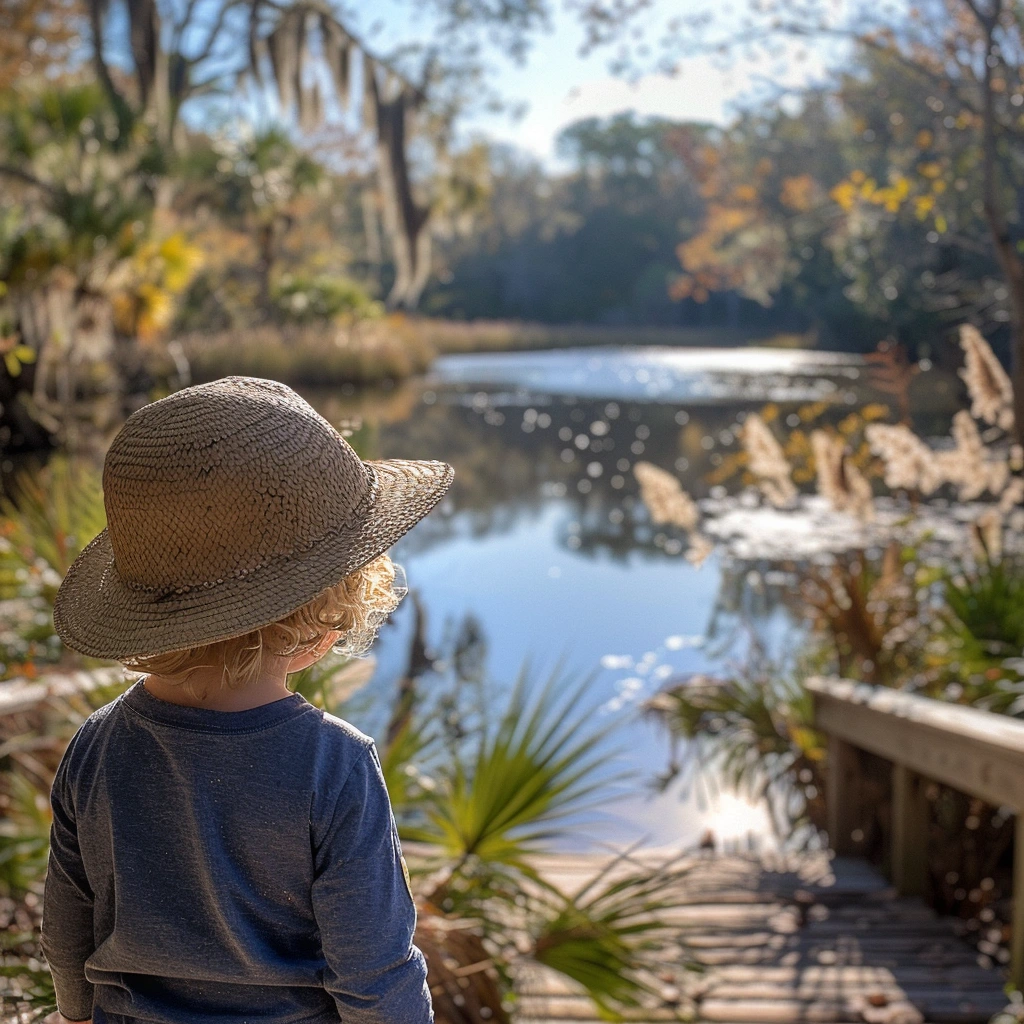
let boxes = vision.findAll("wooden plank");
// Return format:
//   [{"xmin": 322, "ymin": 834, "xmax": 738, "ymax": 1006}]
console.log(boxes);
[
  {"xmin": 522, "ymin": 848, "xmax": 1008, "ymax": 1024},
  {"xmin": 701, "ymin": 981, "xmax": 1010, "ymax": 999},
  {"xmin": 0, "ymin": 666, "xmax": 135, "ymax": 718},
  {"xmin": 516, "ymin": 995, "xmax": 678, "ymax": 1021},
  {"xmin": 689, "ymin": 948, "xmax": 983, "ymax": 968},
  {"xmin": 827, "ymin": 735, "xmax": 863, "ymax": 856},
  {"xmin": 698, "ymin": 966, "xmax": 1000, "ymax": 986},
  {"xmin": 808, "ymin": 677, "xmax": 1024, "ymax": 811},
  {"xmin": 698, "ymin": 998, "xmax": 1003, "ymax": 1024},
  {"xmin": 1012, "ymin": 813, "xmax": 1024, "ymax": 991},
  {"xmin": 891, "ymin": 765, "xmax": 930, "ymax": 898}
]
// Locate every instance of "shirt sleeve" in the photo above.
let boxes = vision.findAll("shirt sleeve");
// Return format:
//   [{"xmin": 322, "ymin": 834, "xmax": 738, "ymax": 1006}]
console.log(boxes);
[
  {"xmin": 311, "ymin": 741, "xmax": 433, "ymax": 1024},
  {"xmin": 40, "ymin": 733, "xmax": 96, "ymax": 1023}
]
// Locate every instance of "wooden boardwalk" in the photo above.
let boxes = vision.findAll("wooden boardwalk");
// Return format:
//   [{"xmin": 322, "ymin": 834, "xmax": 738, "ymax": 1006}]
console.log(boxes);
[{"xmin": 522, "ymin": 851, "xmax": 1011, "ymax": 1024}]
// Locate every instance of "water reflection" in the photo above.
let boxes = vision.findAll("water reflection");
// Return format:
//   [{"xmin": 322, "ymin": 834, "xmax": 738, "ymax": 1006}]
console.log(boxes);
[
  {"xmin": 305, "ymin": 348, "xmax": 896, "ymax": 851},
  {"xmin": 430, "ymin": 346, "xmax": 866, "ymax": 404}
]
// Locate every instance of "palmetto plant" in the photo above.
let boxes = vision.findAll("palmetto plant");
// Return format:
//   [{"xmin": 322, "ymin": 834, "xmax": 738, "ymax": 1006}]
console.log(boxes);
[
  {"xmin": 405, "ymin": 666, "xmax": 619, "ymax": 869},
  {"xmin": 644, "ymin": 669, "xmax": 826, "ymax": 840},
  {"xmin": 530, "ymin": 848, "xmax": 697, "ymax": 1018},
  {"xmin": 0, "ymin": 456, "xmax": 107, "ymax": 678},
  {"xmin": 381, "ymin": 664, "xmax": 694, "ymax": 1022}
]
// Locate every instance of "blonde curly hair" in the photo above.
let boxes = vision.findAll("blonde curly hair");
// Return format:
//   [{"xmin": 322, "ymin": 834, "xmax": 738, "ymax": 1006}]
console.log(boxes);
[{"xmin": 125, "ymin": 553, "xmax": 403, "ymax": 700}]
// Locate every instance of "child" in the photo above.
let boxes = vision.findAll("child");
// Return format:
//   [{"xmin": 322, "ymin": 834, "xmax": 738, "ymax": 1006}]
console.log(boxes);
[{"xmin": 43, "ymin": 376, "xmax": 454, "ymax": 1024}]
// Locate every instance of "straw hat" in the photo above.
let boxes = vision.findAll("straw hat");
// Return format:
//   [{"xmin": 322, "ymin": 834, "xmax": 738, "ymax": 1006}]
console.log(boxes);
[{"xmin": 53, "ymin": 376, "xmax": 454, "ymax": 660}]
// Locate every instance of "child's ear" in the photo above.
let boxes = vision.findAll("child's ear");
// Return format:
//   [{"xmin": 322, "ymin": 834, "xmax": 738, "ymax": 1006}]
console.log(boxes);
[{"xmin": 287, "ymin": 631, "xmax": 342, "ymax": 673}]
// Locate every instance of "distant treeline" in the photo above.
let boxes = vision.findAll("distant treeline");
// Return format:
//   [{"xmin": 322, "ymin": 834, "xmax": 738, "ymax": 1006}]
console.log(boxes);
[{"xmin": 424, "ymin": 95, "xmax": 1012, "ymax": 363}]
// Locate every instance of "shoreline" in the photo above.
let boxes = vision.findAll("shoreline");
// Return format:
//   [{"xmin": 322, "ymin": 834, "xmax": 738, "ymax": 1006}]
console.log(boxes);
[{"xmin": 179, "ymin": 318, "xmax": 808, "ymax": 389}]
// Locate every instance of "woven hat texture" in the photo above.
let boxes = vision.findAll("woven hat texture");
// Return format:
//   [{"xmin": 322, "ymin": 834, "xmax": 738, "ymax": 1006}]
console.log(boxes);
[{"xmin": 53, "ymin": 376, "xmax": 454, "ymax": 660}]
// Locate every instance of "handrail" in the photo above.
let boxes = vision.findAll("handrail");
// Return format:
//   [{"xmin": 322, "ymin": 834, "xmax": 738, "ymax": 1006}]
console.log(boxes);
[
  {"xmin": 808, "ymin": 676, "xmax": 1024, "ymax": 810},
  {"xmin": 0, "ymin": 666, "xmax": 136, "ymax": 719},
  {"xmin": 808, "ymin": 676, "xmax": 1024, "ymax": 987}
]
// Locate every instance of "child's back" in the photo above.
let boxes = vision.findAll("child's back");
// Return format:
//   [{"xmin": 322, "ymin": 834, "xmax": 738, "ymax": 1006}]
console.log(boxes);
[
  {"xmin": 44, "ymin": 680, "xmax": 427, "ymax": 1024},
  {"xmin": 43, "ymin": 378, "xmax": 452, "ymax": 1024}
]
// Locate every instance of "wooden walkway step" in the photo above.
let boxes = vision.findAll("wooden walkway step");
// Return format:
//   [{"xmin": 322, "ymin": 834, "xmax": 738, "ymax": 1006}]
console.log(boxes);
[{"xmin": 519, "ymin": 851, "xmax": 1010, "ymax": 1024}]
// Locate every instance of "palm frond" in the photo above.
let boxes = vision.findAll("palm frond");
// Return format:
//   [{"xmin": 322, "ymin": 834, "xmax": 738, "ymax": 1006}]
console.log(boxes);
[
  {"xmin": 410, "ymin": 663, "xmax": 627, "ymax": 868},
  {"xmin": 530, "ymin": 847, "xmax": 697, "ymax": 1020}
]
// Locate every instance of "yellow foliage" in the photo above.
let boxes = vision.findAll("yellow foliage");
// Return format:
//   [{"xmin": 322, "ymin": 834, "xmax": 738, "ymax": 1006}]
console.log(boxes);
[
  {"xmin": 0, "ymin": 340, "xmax": 36, "ymax": 377},
  {"xmin": 915, "ymin": 130, "xmax": 933, "ymax": 148},
  {"xmin": 799, "ymin": 401, "xmax": 830, "ymax": 422},
  {"xmin": 914, "ymin": 195, "xmax": 935, "ymax": 219},
  {"xmin": 135, "ymin": 283, "xmax": 175, "ymax": 340},
  {"xmin": 861, "ymin": 404, "xmax": 891, "ymax": 422},
  {"xmin": 110, "ymin": 232, "xmax": 203, "ymax": 342},
  {"xmin": 831, "ymin": 180, "xmax": 857, "ymax": 213}
]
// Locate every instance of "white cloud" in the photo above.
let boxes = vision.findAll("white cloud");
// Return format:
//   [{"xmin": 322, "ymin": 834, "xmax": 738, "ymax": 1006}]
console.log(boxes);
[
  {"xmin": 481, "ymin": 61, "xmax": 736, "ymax": 164},
  {"xmin": 467, "ymin": 22, "xmax": 839, "ymax": 167},
  {"xmin": 561, "ymin": 64, "xmax": 735, "ymax": 127}
]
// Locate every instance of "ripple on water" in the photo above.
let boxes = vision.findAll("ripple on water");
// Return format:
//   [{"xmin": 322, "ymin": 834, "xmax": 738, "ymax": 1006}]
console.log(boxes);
[{"xmin": 429, "ymin": 346, "xmax": 863, "ymax": 404}]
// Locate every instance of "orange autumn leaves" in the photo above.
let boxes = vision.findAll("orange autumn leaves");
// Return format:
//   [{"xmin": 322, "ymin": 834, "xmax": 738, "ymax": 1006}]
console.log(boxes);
[
  {"xmin": 671, "ymin": 149, "xmax": 809, "ymax": 307},
  {"xmin": 672, "ymin": 126, "xmax": 955, "ymax": 306}
]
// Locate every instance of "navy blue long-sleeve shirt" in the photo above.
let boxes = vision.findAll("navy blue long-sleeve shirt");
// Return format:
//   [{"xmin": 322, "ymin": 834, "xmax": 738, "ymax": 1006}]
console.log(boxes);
[{"xmin": 40, "ymin": 679, "xmax": 432, "ymax": 1024}]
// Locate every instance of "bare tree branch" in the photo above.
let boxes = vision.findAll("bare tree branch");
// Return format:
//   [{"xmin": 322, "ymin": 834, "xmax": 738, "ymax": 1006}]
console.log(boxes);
[
  {"xmin": 87, "ymin": 0, "xmax": 133, "ymax": 121},
  {"xmin": 0, "ymin": 163, "xmax": 58, "ymax": 198},
  {"xmin": 186, "ymin": 0, "xmax": 248, "ymax": 68}
]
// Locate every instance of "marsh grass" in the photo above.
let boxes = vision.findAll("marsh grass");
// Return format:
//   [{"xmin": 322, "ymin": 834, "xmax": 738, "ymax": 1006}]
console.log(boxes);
[{"xmin": 181, "ymin": 319, "xmax": 437, "ymax": 387}]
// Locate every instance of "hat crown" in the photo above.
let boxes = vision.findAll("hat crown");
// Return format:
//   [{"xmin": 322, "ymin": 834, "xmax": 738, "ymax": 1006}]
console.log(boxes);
[{"xmin": 103, "ymin": 377, "xmax": 372, "ymax": 592}]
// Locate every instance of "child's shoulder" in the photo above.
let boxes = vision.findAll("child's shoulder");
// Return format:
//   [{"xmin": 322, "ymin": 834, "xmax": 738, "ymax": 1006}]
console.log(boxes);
[
  {"xmin": 312, "ymin": 708, "xmax": 375, "ymax": 754},
  {"xmin": 72, "ymin": 688, "xmax": 127, "ymax": 743}
]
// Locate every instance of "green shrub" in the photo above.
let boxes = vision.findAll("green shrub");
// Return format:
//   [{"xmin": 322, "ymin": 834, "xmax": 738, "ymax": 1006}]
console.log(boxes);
[{"xmin": 271, "ymin": 274, "xmax": 383, "ymax": 324}]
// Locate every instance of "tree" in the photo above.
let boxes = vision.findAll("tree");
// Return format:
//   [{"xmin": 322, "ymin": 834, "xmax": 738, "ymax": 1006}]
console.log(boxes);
[
  {"xmin": 0, "ymin": 83, "xmax": 199, "ymax": 437},
  {"xmin": 82, "ymin": 0, "xmax": 550, "ymax": 309},
  {"xmin": 669, "ymin": 61, "xmax": 1008, "ymax": 353},
  {"xmin": 0, "ymin": 0, "xmax": 83, "ymax": 90},
  {"xmin": 657, "ymin": 0, "xmax": 1024, "ymax": 438},
  {"xmin": 427, "ymin": 114, "xmax": 705, "ymax": 324}
]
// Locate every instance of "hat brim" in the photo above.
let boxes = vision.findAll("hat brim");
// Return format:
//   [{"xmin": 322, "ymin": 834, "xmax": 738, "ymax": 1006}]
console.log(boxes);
[{"xmin": 53, "ymin": 458, "xmax": 454, "ymax": 661}]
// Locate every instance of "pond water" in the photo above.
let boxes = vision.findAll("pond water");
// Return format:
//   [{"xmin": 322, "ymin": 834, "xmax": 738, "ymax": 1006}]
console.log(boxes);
[{"xmin": 305, "ymin": 344, "xmax": 955, "ymax": 852}]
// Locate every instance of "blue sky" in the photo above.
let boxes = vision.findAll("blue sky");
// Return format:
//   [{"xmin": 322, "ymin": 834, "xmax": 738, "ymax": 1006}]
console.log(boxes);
[
  {"xmin": 354, "ymin": 0, "xmax": 836, "ymax": 167},
  {"xmin": 456, "ymin": 2, "xmax": 834, "ymax": 165}
]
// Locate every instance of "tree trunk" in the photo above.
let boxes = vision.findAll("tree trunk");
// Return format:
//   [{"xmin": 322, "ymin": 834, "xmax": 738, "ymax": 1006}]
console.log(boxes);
[
  {"xmin": 1009, "ymin": 295, "xmax": 1024, "ymax": 442},
  {"xmin": 977, "ymin": 8, "xmax": 1024, "ymax": 443},
  {"xmin": 256, "ymin": 221, "xmax": 276, "ymax": 317},
  {"xmin": 368, "ymin": 73, "xmax": 431, "ymax": 311}
]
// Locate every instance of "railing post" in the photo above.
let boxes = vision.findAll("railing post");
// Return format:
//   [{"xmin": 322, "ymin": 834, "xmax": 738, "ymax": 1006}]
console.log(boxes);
[
  {"xmin": 1012, "ymin": 814, "xmax": 1024, "ymax": 991},
  {"xmin": 826, "ymin": 735, "xmax": 862, "ymax": 856},
  {"xmin": 891, "ymin": 764, "xmax": 929, "ymax": 898}
]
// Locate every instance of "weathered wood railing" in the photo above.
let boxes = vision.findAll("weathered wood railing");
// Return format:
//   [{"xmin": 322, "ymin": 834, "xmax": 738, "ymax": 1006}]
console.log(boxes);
[
  {"xmin": 809, "ymin": 676, "xmax": 1024, "ymax": 986},
  {"xmin": 0, "ymin": 666, "xmax": 135, "ymax": 718}
]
